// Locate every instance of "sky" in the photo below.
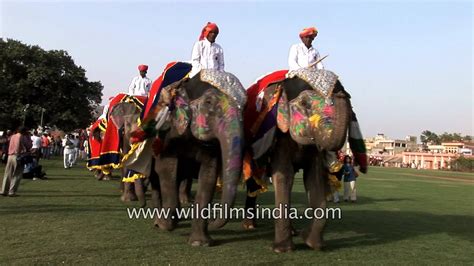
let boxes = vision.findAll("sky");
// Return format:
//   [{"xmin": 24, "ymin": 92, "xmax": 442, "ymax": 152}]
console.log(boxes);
[{"xmin": 1, "ymin": 0, "xmax": 472, "ymax": 140}]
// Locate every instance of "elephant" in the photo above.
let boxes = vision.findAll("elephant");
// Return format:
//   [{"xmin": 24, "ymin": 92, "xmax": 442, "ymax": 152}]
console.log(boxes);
[
  {"xmin": 109, "ymin": 99, "xmax": 148, "ymax": 207},
  {"xmin": 146, "ymin": 70, "xmax": 246, "ymax": 246},
  {"xmin": 242, "ymin": 69, "xmax": 367, "ymax": 252}
]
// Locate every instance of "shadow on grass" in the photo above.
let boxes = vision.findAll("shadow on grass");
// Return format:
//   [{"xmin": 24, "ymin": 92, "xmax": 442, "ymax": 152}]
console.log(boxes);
[
  {"xmin": 0, "ymin": 204, "xmax": 126, "ymax": 215},
  {"xmin": 324, "ymin": 210, "xmax": 474, "ymax": 250},
  {"xmin": 327, "ymin": 196, "xmax": 414, "ymax": 206},
  {"xmin": 203, "ymin": 210, "xmax": 474, "ymax": 249}
]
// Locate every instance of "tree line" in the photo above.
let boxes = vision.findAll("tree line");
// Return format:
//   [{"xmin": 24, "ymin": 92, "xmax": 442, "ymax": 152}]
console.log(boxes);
[
  {"xmin": 420, "ymin": 130, "xmax": 472, "ymax": 145},
  {"xmin": 0, "ymin": 38, "xmax": 103, "ymax": 131}
]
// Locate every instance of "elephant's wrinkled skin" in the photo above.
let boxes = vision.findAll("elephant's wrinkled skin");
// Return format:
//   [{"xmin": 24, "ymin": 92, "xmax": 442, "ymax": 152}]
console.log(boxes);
[
  {"xmin": 109, "ymin": 102, "xmax": 147, "ymax": 207},
  {"xmin": 151, "ymin": 74, "xmax": 244, "ymax": 246},
  {"xmin": 245, "ymin": 77, "xmax": 355, "ymax": 252}
]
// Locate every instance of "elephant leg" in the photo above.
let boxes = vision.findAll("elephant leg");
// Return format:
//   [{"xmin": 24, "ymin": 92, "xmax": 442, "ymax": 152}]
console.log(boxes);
[
  {"xmin": 242, "ymin": 178, "xmax": 259, "ymax": 230},
  {"xmin": 134, "ymin": 178, "xmax": 146, "ymax": 208},
  {"xmin": 301, "ymin": 152, "xmax": 327, "ymax": 251},
  {"xmin": 188, "ymin": 153, "xmax": 217, "ymax": 246},
  {"xmin": 121, "ymin": 181, "xmax": 138, "ymax": 202},
  {"xmin": 179, "ymin": 176, "xmax": 193, "ymax": 205},
  {"xmin": 121, "ymin": 168, "xmax": 138, "ymax": 202},
  {"xmin": 271, "ymin": 145, "xmax": 295, "ymax": 253},
  {"xmin": 149, "ymin": 158, "xmax": 162, "ymax": 209},
  {"xmin": 243, "ymin": 194, "xmax": 257, "ymax": 230},
  {"xmin": 154, "ymin": 155, "xmax": 178, "ymax": 231},
  {"xmin": 177, "ymin": 157, "xmax": 197, "ymax": 205}
]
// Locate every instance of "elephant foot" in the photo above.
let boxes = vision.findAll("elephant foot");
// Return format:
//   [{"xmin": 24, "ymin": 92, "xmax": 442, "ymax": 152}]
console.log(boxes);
[
  {"xmin": 291, "ymin": 226, "xmax": 298, "ymax": 236},
  {"xmin": 179, "ymin": 196, "xmax": 193, "ymax": 206},
  {"xmin": 272, "ymin": 240, "xmax": 295, "ymax": 253},
  {"xmin": 139, "ymin": 198, "xmax": 146, "ymax": 208},
  {"xmin": 154, "ymin": 218, "xmax": 176, "ymax": 231},
  {"xmin": 121, "ymin": 192, "xmax": 138, "ymax": 202},
  {"xmin": 242, "ymin": 218, "xmax": 256, "ymax": 230},
  {"xmin": 301, "ymin": 229, "xmax": 325, "ymax": 251},
  {"xmin": 188, "ymin": 234, "xmax": 214, "ymax": 247},
  {"xmin": 96, "ymin": 172, "xmax": 104, "ymax": 180},
  {"xmin": 102, "ymin": 175, "xmax": 111, "ymax": 181}
]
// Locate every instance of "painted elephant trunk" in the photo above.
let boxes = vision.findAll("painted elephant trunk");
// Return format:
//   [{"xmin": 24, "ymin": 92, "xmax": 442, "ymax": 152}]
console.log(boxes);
[{"xmin": 208, "ymin": 120, "xmax": 243, "ymax": 229}]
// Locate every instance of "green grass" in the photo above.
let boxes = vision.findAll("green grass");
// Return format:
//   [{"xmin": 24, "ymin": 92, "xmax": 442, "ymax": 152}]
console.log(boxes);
[{"xmin": 0, "ymin": 158, "xmax": 473, "ymax": 264}]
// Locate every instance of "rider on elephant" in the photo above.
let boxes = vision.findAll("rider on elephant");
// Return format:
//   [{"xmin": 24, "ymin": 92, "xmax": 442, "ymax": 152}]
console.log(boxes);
[
  {"xmin": 288, "ymin": 26, "xmax": 324, "ymax": 71},
  {"xmin": 242, "ymin": 26, "xmax": 368, "ymax": 231},
  {"xmin": 190, "ymin": 22, "xmax": 225, "ymax": 78},
  {"xmin": 128, "ymin": 64, "xmax": 152, "ymax": 96}
]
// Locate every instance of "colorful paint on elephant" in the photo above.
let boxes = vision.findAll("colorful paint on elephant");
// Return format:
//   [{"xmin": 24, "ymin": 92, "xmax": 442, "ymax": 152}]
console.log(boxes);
[
  {"xmin": 98, "ymin": 94, "xmax": 146, "ymax": 169},
  {"xmin": 289, "ymin": 92, "xmax": 337, "ymax": 140}
]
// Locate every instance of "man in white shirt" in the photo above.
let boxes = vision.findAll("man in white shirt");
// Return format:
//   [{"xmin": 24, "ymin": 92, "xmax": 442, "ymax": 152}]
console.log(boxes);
[
  {"xmin": 30, "ymin": 131, "xmax": 41, "ymax": 162},
  {"xmin": 62, "ymin": 134, "xmax": 75, "ymax": 169},
  {"xmin": 288, "ymin": 27, "xmax": 324, "ymax": 71},
  {"xmin": 190, "ymin": 22, "xmax": 225, "ymax": 78},
  {"xmin": 128, "ymin": 64, "xmax": 152, "ymax": 96}
]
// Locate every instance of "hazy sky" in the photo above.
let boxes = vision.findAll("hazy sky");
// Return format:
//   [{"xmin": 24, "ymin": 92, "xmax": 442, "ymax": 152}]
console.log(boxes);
[{"xmin": 1, "ymin": 0, "xmax": 472, "ymax": 139}]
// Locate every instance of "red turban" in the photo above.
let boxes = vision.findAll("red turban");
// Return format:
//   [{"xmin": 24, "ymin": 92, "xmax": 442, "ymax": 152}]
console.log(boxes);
[
  {"xmin": 199, "ymin": 22, "xmax": 219, "ymax": 40},
  {"xmin": 138, "ymin": 64, "xmax": 148, "ymax": 71},
  {"xmin": 299, "ymin": 27, "xmax": 318, "ymax": 38}
]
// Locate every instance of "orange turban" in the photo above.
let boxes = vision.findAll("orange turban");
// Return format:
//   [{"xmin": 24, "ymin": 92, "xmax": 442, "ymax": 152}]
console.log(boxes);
[
  {"xmin": 138, "ymin": 64, "xmax": 148, "ymax": 71},
  {"xmin": 199, "ymin": 22, "xmax": 219, "ymax": 40},
  {"xmin": 299, "ymin": 27, "xmax": 318, "ymax": 38}
]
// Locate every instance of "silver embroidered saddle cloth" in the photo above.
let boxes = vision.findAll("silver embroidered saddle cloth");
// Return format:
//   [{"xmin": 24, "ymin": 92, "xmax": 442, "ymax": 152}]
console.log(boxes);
[
  {"xmin": 200, "ymin": 69, "xmax": 247, "ymax": 109},
  {"xmin": 286, "ymin": 68, "xmax": 339, "ymax": 98}
]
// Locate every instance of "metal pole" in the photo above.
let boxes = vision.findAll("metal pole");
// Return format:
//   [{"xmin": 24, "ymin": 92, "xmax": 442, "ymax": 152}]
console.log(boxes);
[
  {"xmin": 23, "ymin": 104, "xmax": 30, "ymax": 126},
  {"xmin": 40, "ymin": 108, "xmax": 45, "ymax": 127}
]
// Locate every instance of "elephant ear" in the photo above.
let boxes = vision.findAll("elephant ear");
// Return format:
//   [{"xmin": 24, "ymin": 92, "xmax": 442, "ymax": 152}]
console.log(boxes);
[
  {"xmin": 172, "ymin": 87, "xmax": 191, "ymax": 135},
  {"xmin": 109, "ymin": 102, "xmax": 141, "ymax": 130},
  {"xmin": 276, "ymin": 88, "xmax": 289, "ymax": 133}
]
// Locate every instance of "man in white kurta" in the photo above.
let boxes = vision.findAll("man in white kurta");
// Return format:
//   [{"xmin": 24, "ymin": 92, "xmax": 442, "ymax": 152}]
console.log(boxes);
[
  {"xmin": 128, "ymin": 64, "xmax": 152, "ymax": 96},
  {"xmin": 189, "ymin": 22, "xmax": 225, "ymax": 78},
  {"xmin": 288, "ymin": 27, "xmax": 324, "ymax": 71}
]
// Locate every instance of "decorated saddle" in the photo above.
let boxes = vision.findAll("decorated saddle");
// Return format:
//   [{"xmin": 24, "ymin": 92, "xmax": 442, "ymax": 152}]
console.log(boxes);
[
  {"xmin": 200, "ymin": 69, "xmax": 247, "ymax": 109},
  {"xmin": 86, "ymin": 118, "xmax": 106, "ymax": 170},
  {"xmin": 97, "ymin": 94, "xmax": 147, "ymax": 169},
  {"xmin": 121, "ymin": 62, "xmax": 193, "ymax": 181}
]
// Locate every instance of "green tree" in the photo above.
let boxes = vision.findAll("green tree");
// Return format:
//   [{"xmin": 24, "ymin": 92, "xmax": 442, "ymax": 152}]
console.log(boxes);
[
  {"xmin": 420, "ymin": 130, "xmax": 440, "ymax": 145},
  {"xmin": 0, "ymin": 38, "xmax": 103, "ymax": 131}
]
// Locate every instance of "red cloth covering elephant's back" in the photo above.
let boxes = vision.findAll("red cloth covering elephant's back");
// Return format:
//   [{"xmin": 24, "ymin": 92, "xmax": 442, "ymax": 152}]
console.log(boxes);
[
  {"xmin": 142, "ymin": 61, "xmax": 193, "ymax": 122},
  {"xmin": 244, "ymin": 70, "xmax": 288, "ymax": 141},
  {"xmin": 86, "ymin": 118, "xmax": 105, "ymax": 169},
  {"xmin": 99, "ymin": 94, "xmax": 147, "ymax": 168}
]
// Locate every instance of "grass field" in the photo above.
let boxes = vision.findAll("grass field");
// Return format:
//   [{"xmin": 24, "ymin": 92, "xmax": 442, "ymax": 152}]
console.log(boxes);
[{"xmin": 0, "ymin": 157, "xmax": 473, "ymax": 264}]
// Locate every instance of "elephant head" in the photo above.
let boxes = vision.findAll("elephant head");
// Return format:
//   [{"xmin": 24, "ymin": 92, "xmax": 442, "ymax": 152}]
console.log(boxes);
[
  {"xmin": 260, "ymin": 70, "xmax": 351, "ymax": 151},
  {"xmin": 109, "ymin": 100, "xmax": 147, "ymax": 205},
  {"xmin": 158, "ymin": 71, "xmax": 245, "ymax": 229},
  {"xmin": 109, "ymin": 102, "xmax": 142, "ymax": 150}
]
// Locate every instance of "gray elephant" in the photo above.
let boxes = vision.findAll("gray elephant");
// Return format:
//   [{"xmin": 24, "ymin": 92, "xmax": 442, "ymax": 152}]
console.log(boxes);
[
  {"xmin": 243, "ymin": 69, "xmax": 367, "ymax": 252},
  {"xmin": 109, "ymin": 97, "xmax": 148, "ymax": 207},
  {"xmin": 128, "ymin": 69, "xmax": 246, "ymax": 246}
]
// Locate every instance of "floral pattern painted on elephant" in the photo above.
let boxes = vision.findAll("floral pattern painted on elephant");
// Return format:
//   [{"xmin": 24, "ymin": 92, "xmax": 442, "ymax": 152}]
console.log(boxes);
[
  {"xmin": 174, "ymin": 95, "xmax": 190, "ymax": 135},
  {"xmin": 289, "ymin": 91, "xmax": 336, "ymax": 141}
]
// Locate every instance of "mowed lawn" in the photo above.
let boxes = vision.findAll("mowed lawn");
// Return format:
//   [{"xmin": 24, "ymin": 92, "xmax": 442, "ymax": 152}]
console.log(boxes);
[{"xmin": 0, "ymin": 157, "xmax": 473, "ymax": 264}]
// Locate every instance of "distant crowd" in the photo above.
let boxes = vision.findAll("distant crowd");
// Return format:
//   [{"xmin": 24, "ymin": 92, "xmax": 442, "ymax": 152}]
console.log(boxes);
[{"xmin": 0, "ymin": 127, "xmax": 88, "ymax": 196}]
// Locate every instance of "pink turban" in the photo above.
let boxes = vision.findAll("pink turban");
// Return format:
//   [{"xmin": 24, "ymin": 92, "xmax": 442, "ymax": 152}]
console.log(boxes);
[{"xmin": 138, "ymin": 64, "xmax": 148, "ymax": 71}]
